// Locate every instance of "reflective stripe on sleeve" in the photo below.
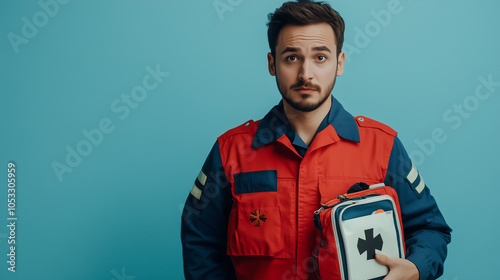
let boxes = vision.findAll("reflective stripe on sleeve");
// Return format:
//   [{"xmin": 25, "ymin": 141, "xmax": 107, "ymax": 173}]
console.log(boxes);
[
  {"xmin": 407, "ymin": 164, "xmax": 419, "ymax": 184},
  {"xmin": 406, "ymin": 164, "xmax": 426, "ymax": 194},
  {"xmin": 415, "ymin": 175, "xmax": 425, "ymax": 194},
  {"xmin": 190, "ymin": 184, "xmax": 202, "ymax": 200},
  {"xmin": 197, "ymin": 170, "xmax": 207, "ymax": 186}
]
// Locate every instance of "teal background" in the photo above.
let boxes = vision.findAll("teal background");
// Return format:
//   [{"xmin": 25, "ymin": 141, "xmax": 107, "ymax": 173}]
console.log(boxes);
[{"xmin": 0, "ymin": 0, "xmax": 499, "ymax": 279}]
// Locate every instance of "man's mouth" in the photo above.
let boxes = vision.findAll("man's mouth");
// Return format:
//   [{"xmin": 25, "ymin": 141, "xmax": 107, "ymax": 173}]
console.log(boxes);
[{"xmin": 295, "ymin": 87, "xmax": 317, "ymax": 94}]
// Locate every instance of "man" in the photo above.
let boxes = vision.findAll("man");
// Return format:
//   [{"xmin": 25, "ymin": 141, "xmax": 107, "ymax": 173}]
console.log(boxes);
[{"xmin": 181, "ymin": 1, "xmax": 451, "ymax": 279}]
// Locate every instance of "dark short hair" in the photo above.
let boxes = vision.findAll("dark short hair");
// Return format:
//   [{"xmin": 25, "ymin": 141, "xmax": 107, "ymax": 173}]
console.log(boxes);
[{"xmin": 267, "ymin": 0, "xmax": 345, "ymax": 57}]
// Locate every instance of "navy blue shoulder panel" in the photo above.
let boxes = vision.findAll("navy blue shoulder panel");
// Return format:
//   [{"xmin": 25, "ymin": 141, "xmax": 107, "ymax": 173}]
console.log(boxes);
[
  {"xmin": 385, "ymin": 136, "xmax": 452, "ymax": 280},
  {"xmin": 181, "ymin": 141, "xmax": 236, "ymax": 280}
]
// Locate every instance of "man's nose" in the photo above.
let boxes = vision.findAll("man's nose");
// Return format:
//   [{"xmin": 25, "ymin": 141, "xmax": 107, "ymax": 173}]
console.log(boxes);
[{"xmin": 299, "ymin": 60, "xmax": 313, "ymax": 82}]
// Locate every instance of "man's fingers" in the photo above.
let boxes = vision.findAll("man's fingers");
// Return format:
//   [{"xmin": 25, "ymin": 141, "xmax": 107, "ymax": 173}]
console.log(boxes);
[
  {"xmin": 375, "ymin": 254, "xmax": 420, "ymax": 280},
  {"xmin": 375, "ymin": 253, "xmax": 390, "ymax": 266},
  {"xmin": 375, "ymin": 254, "xmax": 401, "ymax": 267},
  {"xmin": 375, "ymin": 254, "xmax": 394, "ymax": 280}
]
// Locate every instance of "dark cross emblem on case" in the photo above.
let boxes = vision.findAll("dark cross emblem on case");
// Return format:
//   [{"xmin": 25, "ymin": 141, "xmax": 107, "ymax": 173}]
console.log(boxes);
[
  {"xmin": 357, "ymin": 228, "xmax": 383, "ymax": 260},
  {"xmin": 249, "ymin": 209, "xmax": 267, "ymax": 227}
]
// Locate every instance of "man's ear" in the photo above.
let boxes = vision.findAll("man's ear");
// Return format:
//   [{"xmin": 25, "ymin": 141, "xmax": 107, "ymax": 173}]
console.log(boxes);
[
  {"xmin": 336, "ymin": 51, "xmax": 345, "ymax": 77},
  {"xmin": 267, "ymin": 52, "xmax": 276, "ymax": 76}
]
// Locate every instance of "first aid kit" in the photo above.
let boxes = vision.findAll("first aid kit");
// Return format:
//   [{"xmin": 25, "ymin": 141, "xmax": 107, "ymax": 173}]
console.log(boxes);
[{"xmin": 312, "ymin": 183, "xmax": 405, "ymax": 280}]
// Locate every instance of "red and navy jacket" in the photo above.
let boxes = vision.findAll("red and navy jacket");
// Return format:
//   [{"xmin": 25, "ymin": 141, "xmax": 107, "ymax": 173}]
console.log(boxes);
[{"xmin": 181, "ymin": 97, "xmax": 452, "ymax": 280}]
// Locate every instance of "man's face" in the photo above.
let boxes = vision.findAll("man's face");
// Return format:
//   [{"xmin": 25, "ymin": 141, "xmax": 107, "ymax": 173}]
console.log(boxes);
[{"xmin": 268, "ymin": 23, "xmax": 345, "ymax": 112}]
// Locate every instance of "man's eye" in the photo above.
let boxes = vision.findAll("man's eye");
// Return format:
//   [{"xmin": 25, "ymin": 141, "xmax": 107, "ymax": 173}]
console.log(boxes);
[
  {"xmin": 317, "ymin": 56, "xmax": 326, "ymax": 61},
  {"xmin": 286, "ymin": 56, "xmax": 298, "ymax": 62}
]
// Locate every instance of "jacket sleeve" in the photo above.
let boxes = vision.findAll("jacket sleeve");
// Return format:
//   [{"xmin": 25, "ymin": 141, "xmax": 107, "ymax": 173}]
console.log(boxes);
[
  {"xmin": 181, "ymin": 141, "xmax": 236, "ymax": 280},
  {"xmin": 384, "ymin": 136, "xmax": 452, "ymax": 280}
]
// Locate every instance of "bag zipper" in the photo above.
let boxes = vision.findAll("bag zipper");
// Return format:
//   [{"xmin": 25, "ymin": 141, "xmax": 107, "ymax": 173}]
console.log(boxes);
[{"xmin": 313, "ymin": 193, "xmax": 380, "ymax": 230}]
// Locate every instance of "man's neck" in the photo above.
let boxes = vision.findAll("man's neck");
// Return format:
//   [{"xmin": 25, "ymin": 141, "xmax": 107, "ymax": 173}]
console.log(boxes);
[{"xmin": 283, "ymin": 95, "xmax": 332, "ymax": 146}]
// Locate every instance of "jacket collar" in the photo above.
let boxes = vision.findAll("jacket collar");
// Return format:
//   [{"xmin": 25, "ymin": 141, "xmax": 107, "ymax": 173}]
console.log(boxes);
[{"xmin": 252, "ymin": 96, "xmax": 360, "ymax": 148}]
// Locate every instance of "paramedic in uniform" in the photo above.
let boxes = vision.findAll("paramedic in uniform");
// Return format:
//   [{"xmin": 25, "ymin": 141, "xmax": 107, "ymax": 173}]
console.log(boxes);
[{"xmin": 181, "ymin": 1, "xmax": 452, "ymax": 279}]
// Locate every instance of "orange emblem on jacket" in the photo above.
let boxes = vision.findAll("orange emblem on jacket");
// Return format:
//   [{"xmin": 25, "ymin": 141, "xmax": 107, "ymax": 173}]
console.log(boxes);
[{"xmin": 249, "ymin": 209, "xmax": 267, "ymax": 227}]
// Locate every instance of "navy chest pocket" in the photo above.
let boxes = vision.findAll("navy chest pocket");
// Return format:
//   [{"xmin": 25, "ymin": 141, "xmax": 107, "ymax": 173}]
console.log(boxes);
[{"xmin": 234, "ymin": 170, "xmax": 277, "ymax": 195}]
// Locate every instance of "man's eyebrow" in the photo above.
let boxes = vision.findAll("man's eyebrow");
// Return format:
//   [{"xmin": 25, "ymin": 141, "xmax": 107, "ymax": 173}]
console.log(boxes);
[
  {"xmin": 280, "ymin": 47, "xmax": 300, "ymax": 55},
  {"xmin": 312, "ymin": 46, "xmax": 332, "ymax": 53},
  {"xmin": 280, "ymin": 46, "xmax": 332, "ymax": 55}
]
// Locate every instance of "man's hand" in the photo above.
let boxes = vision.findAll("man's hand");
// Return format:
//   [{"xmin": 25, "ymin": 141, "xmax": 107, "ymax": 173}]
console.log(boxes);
[{"xmin": 375, "ymin": 254, "xmax": 419, "ymax": 280}]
